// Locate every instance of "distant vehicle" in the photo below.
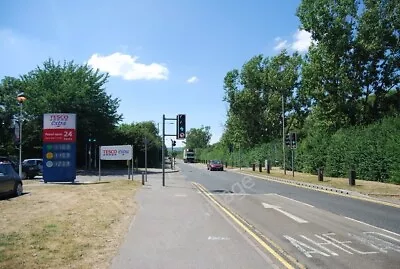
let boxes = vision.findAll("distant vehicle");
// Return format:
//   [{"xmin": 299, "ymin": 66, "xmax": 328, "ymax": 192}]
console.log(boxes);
[
  {"xmin": 0, "ymin": 160, "xmax": 23, "ymax": 197},
  {"xmin": 22, "ymin": 158, "xmax": 43, "ymax": 179},
  {"xmin": 183, "ymin": 149, "xmax": 195, "ymax": 163},
  {"xmin": 207, "ymin": 160, "xmax": 224, "ymax": 171}
]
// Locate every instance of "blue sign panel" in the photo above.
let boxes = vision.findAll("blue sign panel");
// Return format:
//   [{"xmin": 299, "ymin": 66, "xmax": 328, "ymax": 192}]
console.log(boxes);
[
  {"xmin": 42, "ymin": 143, "xmax": 76, "ymax": 183},
  {"xmin": 42, "ymin": 113, "xmax": 77, "ymax": 183}
]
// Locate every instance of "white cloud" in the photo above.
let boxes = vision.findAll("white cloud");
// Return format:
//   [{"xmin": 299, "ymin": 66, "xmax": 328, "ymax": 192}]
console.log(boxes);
[
  {"xmin": 272, "ymin": 29, "xmax": 314, "ymax": 54},
  {"xmin": 87, "ymin": 52, "xmax": 169, "ymax": 81},
  {"xmin": 186, "ymin": 76, "xmax": 199, "ymax": 84},
  {"xmin": 291, "ymin": 29, "xmax": 313, "ymax": 53},
  {"xmin": 274, "ymin": 40, "xmax": 288, "ymax": 51}
]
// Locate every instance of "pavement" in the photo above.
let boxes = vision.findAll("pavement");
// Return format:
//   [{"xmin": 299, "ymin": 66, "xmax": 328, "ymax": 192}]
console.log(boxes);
[
  {"xmin": 179, "ymin": 162, "xmax": 400, "ymax": 269},
  {"xmin": 110, "ymin": 170, "xmax": 282, "ymax": 269}
]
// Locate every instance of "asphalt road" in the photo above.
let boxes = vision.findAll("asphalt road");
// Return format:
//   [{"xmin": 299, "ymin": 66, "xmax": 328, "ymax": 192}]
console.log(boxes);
[{"xmin": 179, "ymin": 162, "xmax": 400, "ymax": 269}]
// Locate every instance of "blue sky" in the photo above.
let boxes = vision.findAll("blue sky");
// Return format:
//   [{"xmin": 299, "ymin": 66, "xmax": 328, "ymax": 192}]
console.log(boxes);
[{"xmin": 0, "ymin": 0, "xmax": 311, "ymax": 147}]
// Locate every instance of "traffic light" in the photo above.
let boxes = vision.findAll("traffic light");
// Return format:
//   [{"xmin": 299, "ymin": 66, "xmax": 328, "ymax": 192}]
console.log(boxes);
[
  {"xmin": 285, "ymin": 134, "xmax": 291, "ymax": 146},
  {"xmin": 177, "ymin": 114, "xmax": 186, "ymax": 139},
  {"xmin": 172, "ymin": 140, "xmax": 176, "ymax": 146},
  {"xmin": 291, "ymin": 133, "xmax": 297, "ymax": 149}
]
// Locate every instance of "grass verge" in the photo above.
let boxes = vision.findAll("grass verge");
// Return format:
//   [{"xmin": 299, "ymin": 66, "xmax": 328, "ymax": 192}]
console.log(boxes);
[{"xmin": 0, "ymin": 179, "xmax": 140, "ymax": 269}]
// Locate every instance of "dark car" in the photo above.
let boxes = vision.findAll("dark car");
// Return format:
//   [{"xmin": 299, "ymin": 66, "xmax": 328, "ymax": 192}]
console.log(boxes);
[
  {"xmin": 22, "ymin": 159, "xmax": 43, "ymax": 179},
  {"xmin": 207, "ymin": 160, "xmax": 224, "ymax": 171},
  {"xmin": 0, "ymin": 160, "xmax": 23, "ymax": 197},
  {"xmin": 0, "ymin": 156, "xmax": 18, "ymax": 173}
]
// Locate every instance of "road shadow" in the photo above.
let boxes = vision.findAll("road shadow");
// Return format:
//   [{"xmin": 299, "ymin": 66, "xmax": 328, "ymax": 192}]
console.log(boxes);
[
  {"xmin": 43, "ymin": 181, "xmax": 111, "ymax": 185},
  {"xmin": 77, "ymin": 169, "xmax": 179, "ymax": 176}
]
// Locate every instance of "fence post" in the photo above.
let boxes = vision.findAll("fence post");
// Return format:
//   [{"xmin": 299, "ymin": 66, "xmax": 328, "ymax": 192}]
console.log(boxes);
[
  {"xmin": 318, "ymin": 168, "xmax": 323, "ymax": 181},
  {"xmin": 349, "ymin": 169, "xmax": 356, "ymax": 186}
]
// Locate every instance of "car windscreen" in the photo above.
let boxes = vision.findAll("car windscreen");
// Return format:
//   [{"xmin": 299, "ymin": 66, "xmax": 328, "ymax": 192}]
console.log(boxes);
[{"xmin": 211, "ymin": 160, "xmax": 221, "ymax": 164}]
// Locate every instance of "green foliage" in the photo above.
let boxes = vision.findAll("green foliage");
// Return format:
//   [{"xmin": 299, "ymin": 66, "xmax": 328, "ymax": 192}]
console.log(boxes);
[
  {"xmin": 185, "ymin": 125, "xmax": 212, "ymax": 149},
  {"xmin": 213, "ymin": 0, "xmax": 400, "ymax": 184},
  {"xmin": 323, "ymin": 117, "xmax": 400, "ymax": 183},
  {"xmin": 0, "ymin": 58, "xmax": 162, "ymax": 168},
  {"xmin": 223, "ymin": 51, "xmax": 305, "ymax": 149}
]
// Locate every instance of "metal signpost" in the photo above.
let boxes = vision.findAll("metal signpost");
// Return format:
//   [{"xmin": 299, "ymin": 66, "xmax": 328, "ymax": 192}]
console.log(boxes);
[
  {"xmin": 99, "ymin": 145, "xmax": 133, "ymax": 181},
  {"xmin": 144, "ymin": 137, "xmax": 148, "ymax": 182},
  {"xmin": 287, "ymin": 132, "xmax": 297, "ymax": 177},
  {"xmin": 162, "ymin": 114, "xmax": 185, "ymax": 186},
  {"xmin": 42, "ymin": 113, "xmax": 77, "ymax": 183}
]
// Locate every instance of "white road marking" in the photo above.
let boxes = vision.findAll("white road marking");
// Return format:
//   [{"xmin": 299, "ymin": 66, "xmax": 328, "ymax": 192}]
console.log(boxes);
[
  {"xmin": 265, "ymin": 193, "xmax": 315, "ymax": 208},
  {"xmin": 344, "ymin": 216, "xmax": 400, "ymax": 237},
  {"xmin": 320, "ymin": 233, "xmax": 378, "ymax": 255},
  {"xmin": 284, "ymin": 235, "xmax": 329, "ymax": 258},
  {"xmin": 208, "ymin": 236, "xmax": 230, "ymax": 240},
  {"xmin": 262, "ymin": 202, "xmax": 308, "ymax": 223},
  {"xmin": 285, "ymin": 233, "xmax": 383, "ymax": 258},
  {"xmin": 174, "ymin": 194, "xmax": 187, "ymax": 197},
  {"xmin": 300, "ymin": 235, "xmax": 339, "ymax": 256}
]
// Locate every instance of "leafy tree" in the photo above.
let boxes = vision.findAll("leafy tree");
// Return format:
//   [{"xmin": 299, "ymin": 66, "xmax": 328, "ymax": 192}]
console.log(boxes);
[
  {"xmin": 185, "ymin": 126, "xmax": 212, "ymax": 149},
  {"xmin": 297, "ymin": 0, "xmax": 400, "ymax": 129},
  {"xmin": 114, "ymin": 121, "xmax": 162, "ymax": 167},
  {"xmin": 0, "ymin": 77, "xmax": 25, "ymax": 156},
  {"xmin": 223, "ymin": 51, "xmax": 304, "ymax": 149}
]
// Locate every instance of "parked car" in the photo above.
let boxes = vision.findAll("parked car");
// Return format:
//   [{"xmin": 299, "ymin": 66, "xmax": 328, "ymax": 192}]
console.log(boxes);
[
  {"xmin": 22, "ymin": 159, "xmax": 43, "ymax": 179},
  {"xmin": 0, "ymin": 156, "xmax": 18, "ymax": 173},
  {"xmin": 0, "ymin": 160, "xmax": 23, "ymax": 197},
  {"xmin": 207, "ymin": 160, "xmax": 224, "ymax": 171}
]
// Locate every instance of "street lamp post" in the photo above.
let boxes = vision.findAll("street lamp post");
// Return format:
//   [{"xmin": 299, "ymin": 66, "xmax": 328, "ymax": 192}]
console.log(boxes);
[{"xmin": 17, "ymin": 92, "xmax": 27, "ymax": 179}]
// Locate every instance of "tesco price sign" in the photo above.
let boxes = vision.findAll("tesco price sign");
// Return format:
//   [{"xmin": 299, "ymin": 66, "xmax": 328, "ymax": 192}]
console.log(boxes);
[
  {"xmin": 100, "ymin": 145, "xmax": 132, "ymax": 160},
  {"xmin": 43, "ymin": 113, "xmax": 76, "ymax": 143},
  {"xmin": 43, "ymin": 113, "xmax": 76, "ymax": 129},
  {"xmin": 42, "ymin": 113, "xmax": 77, "ymax": 183}
]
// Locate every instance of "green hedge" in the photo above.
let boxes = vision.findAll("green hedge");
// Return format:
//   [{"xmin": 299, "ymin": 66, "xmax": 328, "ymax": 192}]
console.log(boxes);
[{"xmin": 197, "ymin": 116, "xmax": 400, "ymax": 184}]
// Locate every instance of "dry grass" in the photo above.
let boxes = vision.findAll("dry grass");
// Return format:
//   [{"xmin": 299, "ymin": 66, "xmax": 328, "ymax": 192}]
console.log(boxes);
[
  {"xmin": 235, "ymin": 167, "xmax": 400, "ymax": 199},
  {"xmin": 0, "ymin": 179, "xmax": 140, "ymax": 269}
]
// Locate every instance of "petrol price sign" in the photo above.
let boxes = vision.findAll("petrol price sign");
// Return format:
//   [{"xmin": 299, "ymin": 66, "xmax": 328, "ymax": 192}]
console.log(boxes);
[{"xmin": 42, "ymin": 113, "xmax": 77, "ymax": 183}]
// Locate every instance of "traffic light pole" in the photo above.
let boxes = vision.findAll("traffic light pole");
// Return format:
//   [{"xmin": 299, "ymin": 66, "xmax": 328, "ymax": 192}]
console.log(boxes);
[
  {"xmin": 162, "ymin": 115, "xmax": 179, "ymax": 186},
  {"xmin": 282, "ymin": 95, "xmax": 286, "ymax": 175},
  {"xmin": 292, "ymin": 147, "xmax": 294, "ymax": 177}
]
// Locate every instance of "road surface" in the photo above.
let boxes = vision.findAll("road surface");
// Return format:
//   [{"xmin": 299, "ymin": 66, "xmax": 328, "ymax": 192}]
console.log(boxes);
[{"xmin": 179, "ymin": 162, "xmax": 400, "ymax": 269}]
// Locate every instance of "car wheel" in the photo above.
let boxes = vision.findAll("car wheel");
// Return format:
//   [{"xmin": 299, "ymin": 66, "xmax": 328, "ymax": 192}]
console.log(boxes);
[{"xmin": 14, "ymin": 182, "xmax": 23, "ymax": 197}]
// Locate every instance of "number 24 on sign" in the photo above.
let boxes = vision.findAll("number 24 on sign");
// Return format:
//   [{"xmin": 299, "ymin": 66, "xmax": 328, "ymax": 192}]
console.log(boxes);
[{"xmin": 64, "ymin": 131, "xmax": 73, "ymax": 137}]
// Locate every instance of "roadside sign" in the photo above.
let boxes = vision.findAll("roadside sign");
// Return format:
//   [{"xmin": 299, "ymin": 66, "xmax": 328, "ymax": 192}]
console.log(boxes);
[
  {"xmin": 42, "ymin": 113, "xmax": 77, "ymax": 183},
  {"xmin": 100, "ymin": 145, "xmax": 133, "ymax": 160},
  {"xmin": 99, "ymin": 145, "xmax": 133, "ymax": 181}
]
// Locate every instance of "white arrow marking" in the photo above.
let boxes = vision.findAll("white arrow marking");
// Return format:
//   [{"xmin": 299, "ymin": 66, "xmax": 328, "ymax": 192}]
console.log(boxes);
[{"xmin": 262, "ymin": 202, "xmax": 308, "ymax": 223}]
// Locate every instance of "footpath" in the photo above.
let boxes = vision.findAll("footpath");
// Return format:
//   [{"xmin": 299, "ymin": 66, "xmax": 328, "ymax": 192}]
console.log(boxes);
[{"xmin": 109, "ymin": 170, "xmax": 280, "ymax": 269}]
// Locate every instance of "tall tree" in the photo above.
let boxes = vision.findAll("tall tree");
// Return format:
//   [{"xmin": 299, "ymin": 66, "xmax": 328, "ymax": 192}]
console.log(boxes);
[
  {"xmin": 185, "ymin": 126, "xmax": 212, "ymax": 149},
  {"xmin": 297, "ymin": 0, "xmax": 400, "ymax": 130},
  {"xmin": 10, "ymin": 58, "xmax": 122, "ymax": 164},
  {"xmin": 223, "ymin": 51, "xmax": 304, "ymax": 148}
]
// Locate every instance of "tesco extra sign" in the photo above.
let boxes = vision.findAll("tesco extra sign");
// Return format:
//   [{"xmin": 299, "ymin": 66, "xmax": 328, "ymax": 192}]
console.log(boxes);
[
  {"xmin": 100, "ymin": 145, "xmax": 132, "ymax": 160},
  {"xmin": 43, "ymin": 113, "xmax": 76, "ymax": 129}
]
